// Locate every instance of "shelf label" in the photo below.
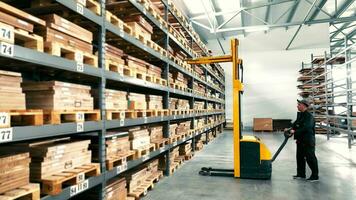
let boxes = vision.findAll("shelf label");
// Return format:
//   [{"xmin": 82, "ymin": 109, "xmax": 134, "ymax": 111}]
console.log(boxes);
[
  {"xmin": 142, "ymin": 154, "xmax": 149, "ymax": 162},
  {"xmin": 76, "ymin": 62, "xmax": 84, "ymax": 72},
  {"xmin": 143, "ymin": 117, "xmax": 147, "ymax": 123},
  {"xmin": 0, "ymin": 128, "xmax": 12, "ymax": 143},
  {"xmin": 160, "ymin": 115, "xmax": 164, "ymax": 121},
  {"xmin": 76, "ymin": 112, "xmax": 84, "ymax": 122},
  {"xmin": 120, "ymin": 119, "xmax": 124, "ymax": 126},
  {"xmin": 77, "ymin": 122, "xmax": 84, "ymax": 132},
  {"xmin": 173, "ymin": 115, "xmax": 176, "ymax": 119},
  {"xmin": 0, "ymin": 112, "xmax": 10, "ymax": 127},
  {"xmin": 143, "ymin": 189, "xmax": 148, "ymax": 196},
  {"xmin": 70, "ymin": 179, "xmax": 89, "ymax": 197},
  {"xmin": 116, "ymin": 162, "xmax": 128, "ymax": 174},
  {"xmin": 172, "ymin": 141, "xmax": 177, "ymax": 146},
  {"xmin": 0, "ymin": 42, "xmax": 14, "ymax": 57},
  {"xmin": 119, "ymin": 31, "xmax": 124, "ymax": 38},
  {"xmin": 0, "ymin": 26, "xmax": 13, "ymax": 42},
  {"xmin": 76, "ymin": 3, "xmax": 84, "ymax": 15},
  {"xmin": 143, "ymin": 9, "xmax": 147, "ymax": 15}
]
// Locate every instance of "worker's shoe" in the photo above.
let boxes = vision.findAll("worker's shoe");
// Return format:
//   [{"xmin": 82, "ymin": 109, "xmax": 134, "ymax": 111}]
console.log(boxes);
[
  {"xmin": 306, "ymin": 176, "xmax": 319, "ymax": 182},
  {"xmin": 293, "ymin": 175, "xmax": 306, "ymax": 179}
]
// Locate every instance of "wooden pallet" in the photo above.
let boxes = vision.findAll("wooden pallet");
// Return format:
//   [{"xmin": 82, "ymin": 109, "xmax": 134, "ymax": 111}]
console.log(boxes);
[
  {"xmin": 146, "ymin": 109, "xmax": 169, "ymax": 117},
  {"xmin": 174, "ymin": 156, "xmax": 185, "ymax": 165},
  {"xmin": 43, "ymin": 110, "xmax": 100, "ymax": 124},
  {"xmin": 184, "ymin": 153, "xmax": 194, "ymax": 161},
  {"xmin": 169, "ymin": 162, "xmax": 179, "ymax": 174},
  {"xmin": 0, "ymin": 110, "xmax": 43, "ymax": 128},
  {"xmin": 0, "ymin": 22, "xmax": 44, "ymax": 52},
  {"xmin": 106, "ymin": 151, "xmax": 135, "ymax": 170},
  {"xmin": 106, "ymin": 110, "xmax": 136, "ymax": 120},
  {"xmin": 195, "ymin": 146, "xmax": 203, "ymax": 151},
  {"xmin": 127, "ymin": 180, "xmax": 153, "ymax": 199},
  {"xmin": 151, "ymin": 76, "xmax": 167, "ymax": 86},
  {"xmin": 169, "ymin": 109, "xmax": 181, "ymax": 115},
  {"xmin": 146, "ymin": 171, "xmax": 163, "ymax": 184},
  {"xmin": 84, "ymin": 0, "xmax": 101, "ymax": 15},
  {"xmin": 44, "ymin": 41, "xmax": 98, "ymax": 67},
  {"xmin": 106, "ymin": 11, "xmax": 124, "ymax": 29},
  {"xmin": 133, "ymin": 144, "xmax": 155, "ymax": 159},
  {"xmin": 105, "ymin": 59, "xmax": 124, "ymax": 74},
  {"xmin": 132, "ymin": 32, "xmax": 148, "ymax": 46},
  {"xmin": 0, "ymin": 183, "xmax": 40, "ymax": 200},
  {"xmin": 151, "ymin": 138, "xmax": 169, "ymax": 149},
  {"xmin": 41, "ymin": 163, "xmax": 100, "ymax": 195},
  {"xmin": 168, "ymin": 136, "xmax": 177, "ymax": 144}
]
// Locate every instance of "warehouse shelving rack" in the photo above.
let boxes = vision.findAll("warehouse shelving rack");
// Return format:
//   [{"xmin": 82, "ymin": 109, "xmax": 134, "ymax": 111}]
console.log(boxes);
[
  {"xmin": 0, "ymin": 0, "xmax": 226, "ymax": 199},
  {"xmin": 320, "ymin": 38, "xmax": 355, "ymax": 149},
  {"xmin": 298, "ymin": 38, "xmax": 355, "ymax": 149}
]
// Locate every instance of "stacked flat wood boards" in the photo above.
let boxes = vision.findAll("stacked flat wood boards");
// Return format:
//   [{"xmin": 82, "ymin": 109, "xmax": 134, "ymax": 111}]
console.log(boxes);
[
  {"xmin": 128, "ymin": 93, "xmax": 146, "ymax": 110},
  {"xmin": 92, "ymin": 89, "xmax": 127, "ymax": 110},
  {"xmin": 106, "ymin": 178, "xmax": 127, "ymax": 200},
  {"xmin": 146, "ymin": 95, "xmax": 163, "ymax": 109},
  {"xmin": 0, "ymin": 151, "xmax": 30, "ymax": 194},
  {"xmin": 11, "ymin": 138, "xmax": 92, "ymax": 182},
  {"xmin": 129, "ymin": 127, "xmax": 151, "ymax": 150},
  {"xmin": 22, "ymin": 81, "xmax": 94, "ymax": 111},
  {"xmin": 0, "ymin": 70, "xmax": 26, "ymax": 110}
]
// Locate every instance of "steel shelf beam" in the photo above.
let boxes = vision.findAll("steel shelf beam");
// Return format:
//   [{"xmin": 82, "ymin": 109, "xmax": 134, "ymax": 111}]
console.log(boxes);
[
  {"xmin": 0, "ymin": 45, "xmax": 102, "ymax": 78},
  {"xmin": 56, "ymin": 0, "xmax": 103, "ymax": 25}
]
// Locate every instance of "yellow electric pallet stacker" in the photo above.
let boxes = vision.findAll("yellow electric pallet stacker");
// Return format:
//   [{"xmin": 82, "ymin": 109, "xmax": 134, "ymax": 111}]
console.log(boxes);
[{"xmin": 186, "ymin": 38, "xmax": 292, "ymax": 179}]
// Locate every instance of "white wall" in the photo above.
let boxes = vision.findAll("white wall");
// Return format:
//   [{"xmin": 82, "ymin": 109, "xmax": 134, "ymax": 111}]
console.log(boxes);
[{"xmin": 207, "ymin": 24, "xmax": 330, "ymax": 127}]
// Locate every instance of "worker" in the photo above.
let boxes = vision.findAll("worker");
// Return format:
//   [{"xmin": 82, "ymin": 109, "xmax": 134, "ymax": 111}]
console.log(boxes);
[{"xmin": 287, "ymin": 99, "xmax": 319, "ymax": 182}]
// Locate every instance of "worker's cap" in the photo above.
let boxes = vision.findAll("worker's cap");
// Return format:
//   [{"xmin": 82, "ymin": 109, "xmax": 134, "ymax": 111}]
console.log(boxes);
[{"xmin": 297, "ymin": 99, "xmax": 309, "ymax": 107}]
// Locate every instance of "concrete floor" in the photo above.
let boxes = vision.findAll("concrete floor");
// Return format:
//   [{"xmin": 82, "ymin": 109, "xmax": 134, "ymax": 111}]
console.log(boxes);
[{"xmin": 142, "ymin": 131, "xmax": 356, "ymax": 200}]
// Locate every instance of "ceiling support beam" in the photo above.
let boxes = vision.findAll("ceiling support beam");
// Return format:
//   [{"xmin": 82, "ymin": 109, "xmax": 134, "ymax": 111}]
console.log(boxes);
[
  {"xmin": 308, "ymin": 0, "xmax": 328, "ymax": 21},
  {"xmin": 215, "ymin": 15, "xmax": 356, "ymax": 33},
  {"xmin": 208, "ymin": 0, "xmax": 226, "ymax": 53},
  {"xmin": 241, "ymin": 0, "xmax": 246, "ymax": 37},
  {"xmin": 190, "ymin": 0, "xmax": 294, "ymax": 20},
  {"xmin": 265, "ymin": 0, "xmax": 272, "ymax": 23},
  {"xmin": 285, "ymin": 0, "xmax": 318, "ymax": 50},
  {"xmin": 286, "ymin": 0, "xmax": 300, "ymax": 24},
  {"xmin": 333, "ymin": 0, "xmax": 355, "ymax": 18}
]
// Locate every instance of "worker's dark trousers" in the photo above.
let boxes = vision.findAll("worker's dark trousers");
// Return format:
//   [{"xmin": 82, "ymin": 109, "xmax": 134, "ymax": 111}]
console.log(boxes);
[{"xmin": 296, "ymin": 143, "xmax": 319, "ymax": 178}]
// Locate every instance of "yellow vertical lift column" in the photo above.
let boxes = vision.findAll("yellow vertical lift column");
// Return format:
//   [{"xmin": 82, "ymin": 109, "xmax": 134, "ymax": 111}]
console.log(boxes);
[{"xmin": 187, "ymin": 39, "xmax": 273, "ymax": 179}]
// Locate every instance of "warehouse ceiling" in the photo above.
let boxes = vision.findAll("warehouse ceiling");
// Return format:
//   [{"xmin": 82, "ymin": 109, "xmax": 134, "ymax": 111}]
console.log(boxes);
[{"xmin": 173, "ymin": 0, "xmax": 356, "ymax": 50}]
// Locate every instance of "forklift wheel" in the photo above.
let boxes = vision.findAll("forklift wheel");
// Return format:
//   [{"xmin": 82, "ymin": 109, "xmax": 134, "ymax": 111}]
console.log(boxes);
[
  {"xmin": 201, "ymin": 167, "xmax": 212, "ymax": 171},
  {"xmin": 199, "ymin": 170, "xmax": 210, "ymax": 176}
]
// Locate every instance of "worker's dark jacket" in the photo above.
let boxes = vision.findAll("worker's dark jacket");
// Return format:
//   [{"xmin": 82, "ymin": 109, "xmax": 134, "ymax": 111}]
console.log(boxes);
[{"xmin": 292, "ymin": 111, "xmax": 316, "ymax": 146}]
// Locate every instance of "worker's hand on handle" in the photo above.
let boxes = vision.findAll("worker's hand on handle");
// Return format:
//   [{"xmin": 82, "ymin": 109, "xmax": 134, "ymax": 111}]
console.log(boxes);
[{"xmin": 283, "ymin": 128, "xmax": 294, "ymax": 138}]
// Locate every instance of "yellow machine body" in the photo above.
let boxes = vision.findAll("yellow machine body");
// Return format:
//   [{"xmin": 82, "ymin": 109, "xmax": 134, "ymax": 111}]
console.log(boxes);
[{"xmin": 187, "ymin": 38, "xmax": 272, "ymax": 179}]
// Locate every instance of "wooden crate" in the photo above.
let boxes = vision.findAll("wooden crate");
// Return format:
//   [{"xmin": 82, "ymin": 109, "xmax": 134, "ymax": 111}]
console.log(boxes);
[{"xmin": 253, "ymin": 118, "xmax": 273, "ymax": 132}]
